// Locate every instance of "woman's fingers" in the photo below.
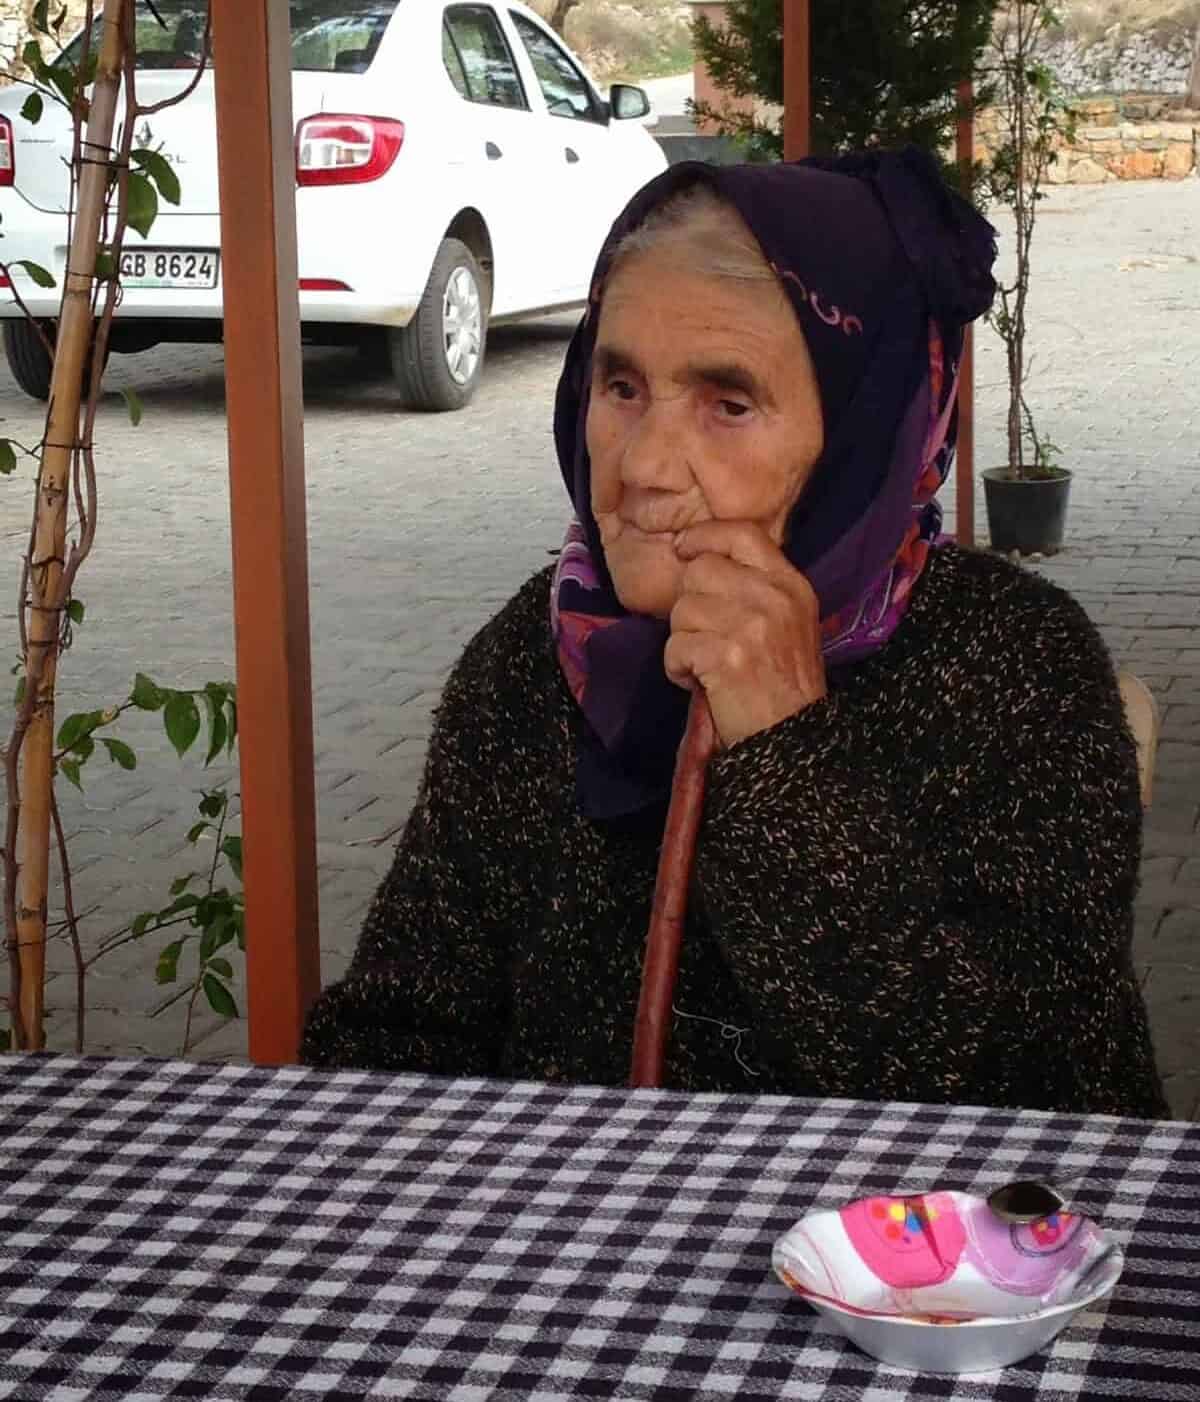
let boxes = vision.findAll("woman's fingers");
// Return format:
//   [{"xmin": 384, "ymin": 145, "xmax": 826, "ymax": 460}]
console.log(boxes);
[
  {"xmin": 665, "ymin": 520, "xmax": 826, "ymax": 747},
  {"xmin": 670, "ymin": 579, "xmax": 778, "ymax": 641},
  {"xmin": 675, "ymin": 519, "xmax": 786, "ymax": 574},
  {"xmin": 676, "ymin": 523, "xmax": 820, "ymax": 611},
  {"xmin": 664, "ymin": 628, "xmax": 734, "ymax": 694}
]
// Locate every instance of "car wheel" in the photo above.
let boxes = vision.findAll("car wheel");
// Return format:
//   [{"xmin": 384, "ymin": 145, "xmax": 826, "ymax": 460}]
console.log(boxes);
[
  {"xmin": 390, "ymin": 238, "xmax": 487, "ymax": 412},
  {"xmin": 3, "ymin": 319, "xmax": 54, "ymax": 400},
  {"xmin": 2, "ymin": 319, "xmax": 109, "ymax": 402}
]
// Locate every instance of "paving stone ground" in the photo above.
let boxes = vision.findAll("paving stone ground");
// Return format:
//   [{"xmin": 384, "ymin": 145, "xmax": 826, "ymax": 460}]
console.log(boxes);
[{"xmin": 1, "ymin": 178, "xmax": 1196, "ymax": 1118}]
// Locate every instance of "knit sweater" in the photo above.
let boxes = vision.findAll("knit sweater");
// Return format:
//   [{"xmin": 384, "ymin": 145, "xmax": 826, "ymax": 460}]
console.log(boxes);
[{"xmin": 301, "ymin": 545, "xmax": 1167, "ymax": 1119}]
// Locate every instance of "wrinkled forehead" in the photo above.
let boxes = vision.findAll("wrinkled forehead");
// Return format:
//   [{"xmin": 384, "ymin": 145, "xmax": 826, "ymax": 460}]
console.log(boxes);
[
  {"xmin": 591, "ymin": 252, "xmax": 818, "ymax": 411},
  {"xmin": 587, "ymin": 162, "xmax": 903, "ymax": 427}
]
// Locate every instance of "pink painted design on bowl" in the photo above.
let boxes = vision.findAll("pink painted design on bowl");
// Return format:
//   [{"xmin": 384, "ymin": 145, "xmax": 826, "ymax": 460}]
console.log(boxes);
[{"xmin": 840, "ymin": 1193, "xmax": 967, "ymax": 1289}]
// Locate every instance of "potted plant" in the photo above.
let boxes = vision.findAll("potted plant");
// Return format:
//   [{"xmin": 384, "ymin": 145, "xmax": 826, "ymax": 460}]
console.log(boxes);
[{"xmin": 980, "ymin": 0, "xmax": 1076, "ymax": 556}]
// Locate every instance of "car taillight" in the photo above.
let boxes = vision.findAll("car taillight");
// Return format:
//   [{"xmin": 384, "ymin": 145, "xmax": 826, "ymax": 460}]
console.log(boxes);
[
  {"xmin": 0, "ymin": 117, "xmax": 15, "ymax": 187},
  {"xmin": 295, "ymin": 115, "xmax": 404, "ymax": 187}
]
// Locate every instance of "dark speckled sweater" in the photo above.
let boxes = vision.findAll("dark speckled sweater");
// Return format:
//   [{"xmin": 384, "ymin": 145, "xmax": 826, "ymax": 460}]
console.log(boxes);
[{"xmin": 301, "ymin": 545, "xmax": 1167, "ymax": 1119}]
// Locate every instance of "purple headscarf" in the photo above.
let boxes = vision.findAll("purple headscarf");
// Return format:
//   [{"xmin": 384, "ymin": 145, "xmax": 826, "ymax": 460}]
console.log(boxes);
[{"xmin": 552, "ymin": 147, "xmax": 997, "ymax": 819}]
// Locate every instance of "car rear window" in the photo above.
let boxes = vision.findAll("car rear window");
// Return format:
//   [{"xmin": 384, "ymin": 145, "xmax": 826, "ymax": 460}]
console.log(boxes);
[
  {"xmin": 61, "ymin": 0, "xmax": 399, "ymax": 74},
  {"xmin": 291, "ymin": 1, "xmax": 399, "ymax": 72}
]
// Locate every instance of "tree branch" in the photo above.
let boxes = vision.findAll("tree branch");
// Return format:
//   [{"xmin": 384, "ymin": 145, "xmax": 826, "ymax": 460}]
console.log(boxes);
[
  {"xmin": 49, "ymin": 788, "xmax": 85, "ymax": 1053},
  {"xmin": 136, "ymin": 5, "xmax": 211, "ymax": 116}
]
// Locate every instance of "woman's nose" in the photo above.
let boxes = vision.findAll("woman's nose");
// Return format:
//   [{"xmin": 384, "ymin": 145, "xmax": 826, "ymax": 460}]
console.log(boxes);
[{"xmin": 619, "ymin": 396, "xmax": 693, "ymax": 491}]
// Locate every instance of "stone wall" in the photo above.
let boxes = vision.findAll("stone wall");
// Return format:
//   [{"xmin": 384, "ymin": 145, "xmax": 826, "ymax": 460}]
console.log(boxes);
[
  {"xmin": 0, "ymin": 2, "xmax": 29, "ymax": 71},
  {"xmin": 976, "ymin": 95, "xmax": 1199, "ymax": 183},
  {"xmin": 1038, "ymin": 26, "xmax": 1195, "ymax": 94}
]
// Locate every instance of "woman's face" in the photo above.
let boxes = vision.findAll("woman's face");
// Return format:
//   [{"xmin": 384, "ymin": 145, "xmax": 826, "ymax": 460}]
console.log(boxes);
[{"xmin": 586, "ymin": 246, "xmax": 825, "ymax": 619}]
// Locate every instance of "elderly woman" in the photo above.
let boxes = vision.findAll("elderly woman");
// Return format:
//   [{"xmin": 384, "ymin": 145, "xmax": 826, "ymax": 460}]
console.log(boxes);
[{"xmin": 302, "ymin": 149, "xmax": 1166, "ymax": 1119}]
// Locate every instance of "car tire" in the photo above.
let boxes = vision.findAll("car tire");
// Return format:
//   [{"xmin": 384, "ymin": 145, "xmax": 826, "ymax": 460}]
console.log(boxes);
[
  {"xmin": 2, "ymin": 319, "xmax": 108, "ymax": 402},
  {"xmin": 3, "ymin": 319, "xmax": 54, "ymax": 400},
  {"xmin": 389, "ymin": 238, "xmax": 487, "ymax": 412}
]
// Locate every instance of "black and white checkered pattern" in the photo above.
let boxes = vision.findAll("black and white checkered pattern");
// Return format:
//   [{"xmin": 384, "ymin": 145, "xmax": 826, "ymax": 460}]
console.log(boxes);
[{"xmin": 0, "ymin": 1057, "xmax": 1196, "ymax": 1400}]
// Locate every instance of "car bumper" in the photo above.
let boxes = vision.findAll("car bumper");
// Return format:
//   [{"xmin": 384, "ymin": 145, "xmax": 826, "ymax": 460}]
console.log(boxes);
[{"xmin": 0, "ymin": 198, "xmax": 422, "ymax": 327}]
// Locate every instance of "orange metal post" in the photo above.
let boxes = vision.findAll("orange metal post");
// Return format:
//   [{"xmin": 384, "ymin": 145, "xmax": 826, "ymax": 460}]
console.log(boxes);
[
  {"xmin": 782, "ymin": 0, "xmax": 811, "ymax": 160},
  {"xmin": 211, "ymin": 0, "xmax": 320, "ymax": 1063},
  {"xmin": 955, "ymin": 79, "xmax": 976, "ymax": 548}
]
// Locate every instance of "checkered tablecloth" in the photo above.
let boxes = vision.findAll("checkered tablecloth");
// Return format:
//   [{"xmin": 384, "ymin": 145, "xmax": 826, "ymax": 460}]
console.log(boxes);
[{"xmin": 0, "ymin": 1057, "xmax": 1196, "ymax": 1401}]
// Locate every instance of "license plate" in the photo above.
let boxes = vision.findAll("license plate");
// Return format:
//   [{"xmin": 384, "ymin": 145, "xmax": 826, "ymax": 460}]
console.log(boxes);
[{"xmin": 119, "ymin": 248, "xmax": 219, "ymax": 290}]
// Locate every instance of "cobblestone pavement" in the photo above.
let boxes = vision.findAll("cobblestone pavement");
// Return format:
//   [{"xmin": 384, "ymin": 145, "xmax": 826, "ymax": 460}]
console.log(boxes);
[{"xmin": 1, "ymin": 178, "xmax": 1197, "ymax": 1119}]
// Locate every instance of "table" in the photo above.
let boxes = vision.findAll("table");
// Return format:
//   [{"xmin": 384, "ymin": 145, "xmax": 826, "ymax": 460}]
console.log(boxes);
[{"xmin": 0, "ymin": 1057, "xmax": 1196, "ymax": 1400}]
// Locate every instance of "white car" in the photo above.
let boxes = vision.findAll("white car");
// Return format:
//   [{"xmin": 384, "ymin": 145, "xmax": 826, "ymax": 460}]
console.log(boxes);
[{"xmin": 0, "ymin": 0, "xmax": 666, "ymax": 410}]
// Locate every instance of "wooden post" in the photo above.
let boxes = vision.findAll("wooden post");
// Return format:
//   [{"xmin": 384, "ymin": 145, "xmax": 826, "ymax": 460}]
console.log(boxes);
[
  {"xmin": 782, "ymin": 0, "xmax": 811, "ymax": 159},
  {"xmin": 955, "ymin": 79, "xmax": 976, "ymax": 549},
  {"xmin": 211, "ymin": 0, "xmax": 320, "ymax": 1064}
]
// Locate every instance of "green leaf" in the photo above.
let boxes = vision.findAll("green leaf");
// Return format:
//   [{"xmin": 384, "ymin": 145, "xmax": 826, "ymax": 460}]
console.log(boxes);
[
  {"xmin": 59, "ymin": 758, "xmax": 82, "ymax": 790},
  {"xmin": 32, "ymin": 0, "xmax": 50, "ymax": 32},
  {"xmin": 131, "ymin": 148, "xmax": 181, "ymax": 207},
  {"xmin": 13, "ymin": 676, "xmax": 26, "ymax": 707},
  {"xmin": 170, "ymin": 874, "xmax": 196, "ymax": 897},
  {"xmin": 207, "ymin": 957, "xmax": 233, "ymax": 980},
  {"xmin": 52, "ymin": 6, "xmax": 68, "ymax": 36},
  {"xmin": 66, "ymin": 598, "xmax": 85, "ymax": 625},
  {"xmin": 101, "ymin": 737, "xmax": 136, "ymax": 770},
  {"xmin": 203, "ymin": 973, "xmax": 238, "ymax": 1019},
  {"xmin": 132, "ymin": 672, "xmax": 165, "ymax": 711},
  {"xmin": 204, "ymin": 706, "xmax": 227, "ymax": 767},
  {"xmin": 156, "ymin": 939, "xmax": 183, "ymax": 985},
  {"xmin": 126, "ymin": 172, "xmax": 159, "ymax": 241},
  {"xmin": 119, "ymin": 387, "xmax": 143, "ymax": 427},
  {"xmin": 225, "ymin": 698, "xmax": 238, "ymax": 752},
  {"xmin": 45, "ymin": 63, "xmax": 76, "ymax": 107},
  {"xmin": 94, "ymin": 250, "xmax": 116, "ymax": 280},
  {"xmin": 72, "ymin": 735, "xmax": 94, "ymax": 763},
  {"xmin": 20, "ymin": 92, "xmax": 44, "ymax": 125},
  {"xmin": 13, "ymin": 259, "xmax": 56, "ymax": 289},
  {"xmin": 57, "ymin": 710, "xmax": 94, "ymax": 750},
  {"xmin": 198, "ymin": 792, "xmax": 226, "ymax": 819},
  {"xmin": 221, "ymin": 835, "xmax": 243, "ymax": 882},
  {"xmin": 132, "ymin": 911, "xmax": 156, "ymax": 937},
  {"xmin": 199, "ymin": 915, "xmax": 234, "ymax": 962},
  {"xmin": 22, "ymin": 40, "xmax": 45, "ymax": 75},
  {"xmin": 163, "ymin": 692, "xmax": 201, "ymax": 757},
  {"xmin": 186, "ymin": 821, "xmax": 209, "ymax": 844},
  {"xmin": 0, "ymin": 441, "xmax": 17, "ymax": 476}
]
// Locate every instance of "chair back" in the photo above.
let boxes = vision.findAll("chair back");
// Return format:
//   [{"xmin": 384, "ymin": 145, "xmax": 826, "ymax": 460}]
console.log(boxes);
[{"xmin": 1118, "ymin": 671, "xmax": 1159, "ymax": 809}]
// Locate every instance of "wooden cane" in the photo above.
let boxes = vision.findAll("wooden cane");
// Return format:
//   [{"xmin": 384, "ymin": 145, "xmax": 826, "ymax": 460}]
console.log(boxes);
[{"xmin": 629, "ymin": 692, "xmax": 718, "ymax": 1087}]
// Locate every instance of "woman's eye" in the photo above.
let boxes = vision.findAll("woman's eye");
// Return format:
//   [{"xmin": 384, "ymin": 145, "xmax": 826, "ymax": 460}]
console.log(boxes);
[
  {"xmin": 608, "ymin": 379, "xmax": 638, "ymax": 402},
  {"xmin": 717, "ymin": 399, "xmax": 752, "ymax": 420}
]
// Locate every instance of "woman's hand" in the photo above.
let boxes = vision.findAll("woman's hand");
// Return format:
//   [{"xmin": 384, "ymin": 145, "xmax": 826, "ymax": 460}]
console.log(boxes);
[{"xmin": 664, "ymin": 521, "xmax": 826, "ymax": 748}]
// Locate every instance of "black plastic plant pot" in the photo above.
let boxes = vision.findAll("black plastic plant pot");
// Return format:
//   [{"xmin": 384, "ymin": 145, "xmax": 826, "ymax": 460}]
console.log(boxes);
[{"xmin": 982, "ymin": 468, "xmax": 1072, "ymax": 556}]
